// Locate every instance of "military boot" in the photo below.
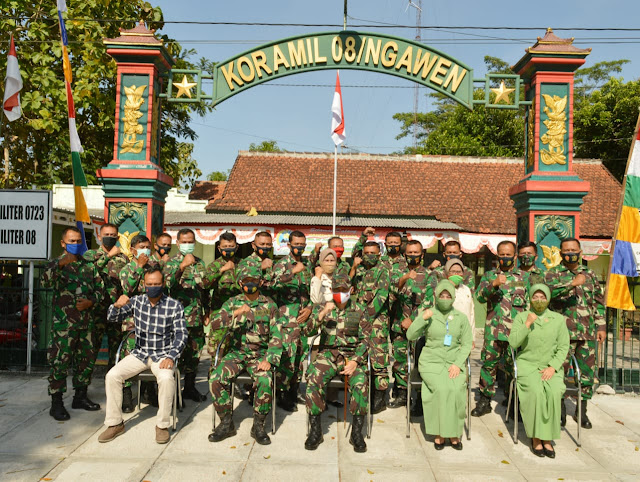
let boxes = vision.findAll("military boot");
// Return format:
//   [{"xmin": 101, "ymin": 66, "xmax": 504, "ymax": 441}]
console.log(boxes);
[
  {"xmin": 349, "ymin": 415, "xmax": 367, "ymax": 453},
  {"xmin": 50, "ymin": 392, "xmax": 70, "ymax": 421},
  {"xmin": 574, "ymin": 401, "xmax": 592, "ymax": 429},
  {"xmin": 305, "ymin": 414, "xmax": 324, "ymax": 450},
  {"xmin": 71, "ymin": 386, "xmax": 100, "ymax": 411},
  {"xmin": 471, "ymin": 393, "xmax": 492, "ymax": 417},
  {"xmin": 560, "ymin": 398, "xmax": 567, "ymax": 427},
  {"xmin": 410, "ymin": 395, "xmax": 423, "ymax": 417},
  {"xmin": 182, "ymin": 373, "xmax": 206, "ymax": 402},
  {"xmin": 208, "ymin": 413, "xmax": 236, "ymax": 442},
  {"xmin": 370, "ymin": 389, "xmax": 387, "ymax": 415},
  {"xmin": 388, "ymin": 388, "xmax": 408, "ymax": 409},
  {"xmin": 140, "ymin": 381, "xmax": 158, "ymax": 407},
  {"xmin": 250, "ymin": 413, "xmax": 271, "ymax": 445},
  {"xmin": 277, "ymin": 388, "xmax": 297, "ymax": 412},
  {"xmin": 122, "ymin": 386, "xmax": 135, "ymax": 413}
]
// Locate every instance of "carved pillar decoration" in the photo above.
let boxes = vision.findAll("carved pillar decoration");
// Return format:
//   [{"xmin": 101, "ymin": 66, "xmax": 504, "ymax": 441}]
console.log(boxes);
[
  {"xmin": 509, "ymin": 29, "xmax": 592, "ymax": 270},
  {"xmin": 96, "ymin": 21, "xmax": 175, "ymax": 239}
]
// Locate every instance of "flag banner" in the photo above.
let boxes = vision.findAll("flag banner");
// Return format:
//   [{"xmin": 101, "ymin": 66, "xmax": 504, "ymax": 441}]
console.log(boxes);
[
  {"xmin": 606, "ymin": 112, "xmax": 640, "ymax": 310},
  {"xmin": 3, "ymin": 34, "xmax": 23, "ymax": 122},
  {"xmin": 331, "ymin": 72, "xmax": 345, "ymax": 146}
]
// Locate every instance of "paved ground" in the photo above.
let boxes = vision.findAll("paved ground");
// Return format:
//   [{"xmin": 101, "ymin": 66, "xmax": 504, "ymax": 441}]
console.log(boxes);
[{"xmin": 0, "ymin": 351, "xmax": 639, "ymax": 481}]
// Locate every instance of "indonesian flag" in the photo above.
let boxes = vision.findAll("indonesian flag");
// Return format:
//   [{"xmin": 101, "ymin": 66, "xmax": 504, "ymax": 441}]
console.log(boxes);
[
  {"xmin": 3, "ymin": 34, "xmax": 22, "ymax": 122},
  {"xmin": 331, "ymin": 72, "xmax": 346, "ymax": 146}
]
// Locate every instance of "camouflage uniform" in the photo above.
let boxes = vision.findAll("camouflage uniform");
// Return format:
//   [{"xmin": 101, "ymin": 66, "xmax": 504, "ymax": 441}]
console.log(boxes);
[
  {"xmin": 42, "ymin": 254, "xmax": 104, "ymax": 395},
  {"xmin": 353, "ymin": 261, "xmax": 390, "ymax": 391},
  {"xmin": 165, "ymin": 253, "xmax": 210, "ymax": 375},
  {"xmin": 308, "ymin": 249, "xmax": 351, "ymax": 277},
  {"xmin": 476, "ymin": 267, "xmax": 528, "ymax": 398},
  {"xmin": 237, "ymin": 252, "xmax": 275, "ymax": 296},
  {"xmin": 83, "ymin": 248, "xmax": 128, "ymax": 372},
  {"xmin": 393, "ymin": 264, "xmax": 429, "ymax": 388},
  {"xmin": 303, "ymin": 301, "xmax": 372, "ymax": 415},
  {"xmin": 209, "ymin": 294, "xmax": 284, "ymax": 415},
  {"xmin": 545, "ymin": 264, "xmax": 605, "ymax": 400},
  {"xmin": 522, "ymin": 266, "xmax": 545, "ymax": 288},
  {"xmin": 205, "ymin": 256, "xmax": 242, "ymax": 356}
]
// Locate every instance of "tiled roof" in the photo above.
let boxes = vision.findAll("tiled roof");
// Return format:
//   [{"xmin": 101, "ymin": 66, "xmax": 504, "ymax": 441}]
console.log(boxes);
[
  {"xmin": 103, "ymin": 20, "xmax": 163, "ymax": 46},
  {"xmin": 207, "ymin": 152, "xmax": 621, "ymax": 237},
  {"xmin": 189, "ymin": 181, "xmax": 226, "ymax": 201},
  {"xmin": 526, "ymin": 28, "xmax": 591, "ymax": 55}
]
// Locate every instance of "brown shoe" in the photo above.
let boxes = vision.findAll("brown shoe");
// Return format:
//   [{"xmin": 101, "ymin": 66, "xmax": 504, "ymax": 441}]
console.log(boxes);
[
  {"xmin": 156, "ymin": 426, "xmax": 170, "ymax": 444},
  {"xmin": 98, "ymin": 422, "xmax": 125, "ymax": 443}
]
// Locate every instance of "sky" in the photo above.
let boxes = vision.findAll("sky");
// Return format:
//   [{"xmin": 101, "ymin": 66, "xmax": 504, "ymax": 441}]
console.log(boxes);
[{"xmin": 150, "ymin": 0, "xmax": 640, "ymax": 180}]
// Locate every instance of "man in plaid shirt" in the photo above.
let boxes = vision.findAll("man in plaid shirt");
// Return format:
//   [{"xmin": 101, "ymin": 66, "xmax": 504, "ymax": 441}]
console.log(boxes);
[{"xmin": 98, "ymin": 266, "xmax": 187, "ymax": 444}]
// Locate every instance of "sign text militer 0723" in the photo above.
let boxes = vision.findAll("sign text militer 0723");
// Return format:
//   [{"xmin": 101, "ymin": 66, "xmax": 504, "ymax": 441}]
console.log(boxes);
[{"xmin": 0, "ymin": 190, "xmax": 52, "ymax": 261}]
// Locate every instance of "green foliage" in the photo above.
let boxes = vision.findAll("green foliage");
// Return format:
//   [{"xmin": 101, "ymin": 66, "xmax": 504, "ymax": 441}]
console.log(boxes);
[
  {"xmin": 248, "ymin": 140, "xmax": 282, "ymax": 152},
  {"xmin": 0, "ymin": 1, "xmax": 212, "ymax": 189},
  {"xmin": 206, "ymin": 170, "xmax": 230, "ymax": 181},
  {"xmin": 575, "ymin": 59, "xmax": 630, "ymax": 97}
]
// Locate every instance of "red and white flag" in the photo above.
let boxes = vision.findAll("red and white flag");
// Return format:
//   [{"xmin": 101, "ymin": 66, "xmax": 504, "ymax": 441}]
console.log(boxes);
[
  {"xmin": 3, "ymin": 34, "xmax": 22, "ymax": 122},
  {"xmin": 331, "ymin": 72, "xmax": 345, "ymax": 146}
]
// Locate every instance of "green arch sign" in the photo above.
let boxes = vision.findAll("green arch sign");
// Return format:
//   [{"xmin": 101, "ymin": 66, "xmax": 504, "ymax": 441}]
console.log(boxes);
[{"xmin": 166, "ymin": 31, "xmax": 475, "ymax": 109}]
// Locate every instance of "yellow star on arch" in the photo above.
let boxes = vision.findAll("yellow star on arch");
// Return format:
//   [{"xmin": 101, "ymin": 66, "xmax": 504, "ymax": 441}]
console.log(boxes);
[
  {"xmin": 491, "ymin": 81, "xmax": 515, "ymax": 104},
  {"xmin": 174, "ymin": 75, "xmax": 197, "ymax": 98}
]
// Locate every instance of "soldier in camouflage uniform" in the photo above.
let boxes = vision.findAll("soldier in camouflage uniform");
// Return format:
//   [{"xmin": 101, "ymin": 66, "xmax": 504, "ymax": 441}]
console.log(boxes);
[
  {"xmin": 472, "ymin": 240, "xmax": 528, "ymax": 417},
  {"xmin": 270, "ymin": 231, "xmax": 312, "ymax": 412},
  {"xmin": 83, "ymin": 223, "xmax": 128, "ymax": 378},
  {"xmin": 545, "ymin": 237, "xmax": 606, "ymax": 429},
  {"xmin": 308, "ymin": 236, "xmax": 351, "ymax": 278},
  {"xmin": 351, "ymin": 240, "xmax": 390, "ymax": 414},
  {"xmin": 518, "ymin": 241, "xmax": 544, "ymax": 287},
  {"xmin": 208, "ymin": 265, "xmax": 284, "ymax": 445},
  {"xmin": 151, "ymin": 232, "xmax": 172, "ymax": 266},
  {"xmin": 164, "ymin": 228, "xmax": 211, "ymax": 402},
  {"xmin": 42, "ymin": 227, "xmax": 104, "ymax": 420},
  {"xmin": 426, "ymin": 240, "xmax": 476, "ymax": 297},
  {"xmin": 237, "ymin": 231, "xmax": 275, "ymax": 295},
  {"xmin": 303, "ymin": 273, "xmax": 372, "ymax": 453}
]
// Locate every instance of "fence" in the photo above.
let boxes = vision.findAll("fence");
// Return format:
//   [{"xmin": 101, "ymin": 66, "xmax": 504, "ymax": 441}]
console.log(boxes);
[{"xmin": 599, "ymin": 307, "xmax": 640, "ymax": 392}]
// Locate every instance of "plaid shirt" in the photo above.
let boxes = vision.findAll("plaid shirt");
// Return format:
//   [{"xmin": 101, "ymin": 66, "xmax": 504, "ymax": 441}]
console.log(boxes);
[{"xmin": 107, "ymin": 294, "xmax": 187, "ymax": 363}]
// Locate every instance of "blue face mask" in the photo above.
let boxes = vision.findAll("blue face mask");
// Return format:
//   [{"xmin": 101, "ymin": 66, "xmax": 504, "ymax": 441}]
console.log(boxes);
[
  {"xmin": 146, "ymin": 285, "xmax": 163, "ymax": 298},
  {"xmin": 66, "ymin": 243, "xmax": 84, "ymax": 255}
]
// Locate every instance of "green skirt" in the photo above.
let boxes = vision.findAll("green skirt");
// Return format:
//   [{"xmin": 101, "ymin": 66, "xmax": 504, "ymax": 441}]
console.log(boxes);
[
  {"xmin": 517, "ymin": 369, "xmax": 566, "ymax": 440},
  {"xmin": 420, "ymin": 366, "xmax": 467, "ymax": 438}
]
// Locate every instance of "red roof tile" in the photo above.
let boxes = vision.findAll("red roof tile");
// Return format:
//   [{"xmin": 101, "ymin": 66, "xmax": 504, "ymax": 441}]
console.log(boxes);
[
  {"xmin": 189, "ymin": 181, "xmax": 226, "ymax": 201},
  {"xmin": 207, "ymin": 152, "xmax": 620, "ymax": 237}
]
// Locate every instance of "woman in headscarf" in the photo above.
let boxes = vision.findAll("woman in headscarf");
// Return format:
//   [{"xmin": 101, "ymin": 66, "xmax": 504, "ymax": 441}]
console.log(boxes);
[
  {"xmin": 509, "ymin": 283, "xmax": 569, "ymax": 458},
  {"xmin": 445, "ymin": 259, "xmax": 476, "ymax": 348},
  {"xmin": 407, "ymin": 279, "xmax": 472, "ymax": 450},
  {"xmin": 310, "ymin": 248, "xmax": 337, "ymax": 304}
]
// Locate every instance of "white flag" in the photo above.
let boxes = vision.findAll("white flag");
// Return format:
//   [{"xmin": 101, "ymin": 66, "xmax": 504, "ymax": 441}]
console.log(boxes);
[
  {"xmin": 331, "ymin": 72, "xmax": 346, "ymax": 146},
  {"xmin": 3, "ymin": 34, "xmax": 23, "ymax": 122}
]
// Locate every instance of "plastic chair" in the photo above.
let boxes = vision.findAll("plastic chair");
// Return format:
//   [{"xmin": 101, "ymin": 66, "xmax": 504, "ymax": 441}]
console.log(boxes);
[
  {"xmin": 304, "ymin": 332, "xmax": 373, "ymax": 439},
  {"xmin": 210, "ymin": 331, "xmax": 277, "ymax": 434},
  {"xmin": 506, "ymin": 347, "xmax": 581, "ymax": 446},
  {"xmin": 114, "ymin": 331, "xmax": 183, "ymax": 431},
  {"xmin": 406, "ymin": 338, "xmax": 472, "ymax": 440}
]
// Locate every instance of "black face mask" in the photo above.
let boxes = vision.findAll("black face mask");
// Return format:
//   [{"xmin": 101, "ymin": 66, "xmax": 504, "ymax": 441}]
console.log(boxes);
[
  {"xmin": 102, "ymin": 236, "xmax": 118, "ymax": 250},
  {"xmin": 498, "ymin": 256, "xmax": 515, "ymax": 270},
  {"xmin": 242, "ymin": 282, "xmax": 259, "ymax": 294},
  {"xmin": 445, "ymin": 253, "xmax": 461, "ymax": 262},
  {"xmin": 220, "ymin": 247, "xmax": 236, "ymax": 260},
  {"xmin": 562, "ymin": 252, "xmax": 580, "ymax": 264},
  {"xmin": 255, "ymin": 246, "xmax": 273, "ymax": 259},
  {"xmin": 406, "ymin": 254, "xmax": 422, "ymax": 266},
  {"xmin": 156, "ymin": 246, "xmax": 171, "ymax": 257},
  {"xmin": 386, "ymin": 245, "xmax": 401, "ymax": 255},
  {"xmin": 291, "ymin": 245, "xmax": 306, "ymax": 257}
]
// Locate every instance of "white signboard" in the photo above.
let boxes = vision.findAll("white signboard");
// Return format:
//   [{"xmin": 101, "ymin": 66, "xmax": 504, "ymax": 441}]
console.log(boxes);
[{"xmin": 0, "ymin": 190, "xmax": 52, "ymax": 261}]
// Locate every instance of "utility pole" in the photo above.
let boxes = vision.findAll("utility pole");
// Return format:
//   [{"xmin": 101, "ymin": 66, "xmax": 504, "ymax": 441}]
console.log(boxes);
[{"xmin": 412, "ymin": 0, "xmax": 423, "ymax": 151}]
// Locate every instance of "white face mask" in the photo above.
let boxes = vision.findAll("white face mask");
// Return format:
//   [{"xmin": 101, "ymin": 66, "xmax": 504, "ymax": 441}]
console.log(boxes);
[
  {"xmin": 179, "ymin": 243, "xmax": 195, "ymax": 255},
  {"xmin": 136, "ymin": 248, "xmax": 151, "ymax": 258},
  {"xmin": 332, "ymin": 291, "xmax": 350, "ymax": 304}
]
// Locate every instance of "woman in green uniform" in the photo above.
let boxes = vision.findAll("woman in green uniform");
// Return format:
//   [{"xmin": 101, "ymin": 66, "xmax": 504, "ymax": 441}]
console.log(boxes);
[
  {"xmin": 509, "ymin": 283, "xmax": 570, "ymax": 458},
  {"xmin": 407, "ymin": 279, "xmax": 472, "ymax": 450}
]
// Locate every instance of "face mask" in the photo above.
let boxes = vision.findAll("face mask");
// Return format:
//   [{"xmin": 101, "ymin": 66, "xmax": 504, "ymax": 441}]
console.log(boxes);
[
  {"xmin": 146, "ymin": 285, "xmax": 163, "ymax": 298},
  {"xmin": 386, "ymin": 245, "xmax": 400, "ymax": 255},
  {"xmin": 562, "ymin": 252, "xmax": 580, "ymax": 264},
  {"xmin": 136, "ymin": 248, "xmax": 151, "ymax": 258},
  {"xmin": 498, "ymin": 256, "xmax": 515, "ymax": 270},
  {"xmin": 436, "ymin": 297, "xmax": 454, "ymax": 312},
  {"xmin": 445, "ymin": 253, "xmax": 461, "ymax": 262},
  {"xmin": 220, "ymin": 247, "xmax": 236, "ymax": 260},
  {"xmin": 362, "ymin": 253, "xmax": 379, "ymax": 268},
  {"xmin": 291, "ymin": 245, "xmax": 306, "ymax": 257},
  {"xmin": 449, "ymin": 274, "xmax": 463, "ymax": 287},
  {"xmin": 519, "ymin": 254, "xmax": 536, "ymax": 267},
  {"xmin": 321, "ymin": 261, "xmax": 336, "ymax": 275},
  {"xmin": 531, "ymin": 299, "xmax": 549, "ymax": 315},
  {"xmin": 332, "ymin": 247, "xmax": 344, "ymax": 259},
  {"xmin": 256, "ymin": 246, "xmax": 272, "ymax": 259},
  {"xmin": 66, "ymin": 243, "xmax": 84, "ymax": 255},
  {"xmin": 406, "ymin": 254, "xmax": 422, "ymax": 266},
  {"xmin": 156, "ymin": 246, "xmax": 171, "ymax": 257},
  {"xmin": 101, "ymin": 236, "xmax": 118, "ymax": 250},
  {"xmin": 242, "ymin": 282, "xmax": 259, "ymax": 294},
  {"xmin": 179, "ymin": 243, "xmax": 195, "ymax": 255},
  {"xmin": 332, "ymin": 291, "xmax": 350, "ymax": 304}
]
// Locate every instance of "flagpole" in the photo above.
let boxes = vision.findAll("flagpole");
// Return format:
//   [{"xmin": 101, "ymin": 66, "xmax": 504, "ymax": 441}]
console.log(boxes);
[{"xmin": 332, "ymin": 144, "xmax": 337, "ymax": 235}]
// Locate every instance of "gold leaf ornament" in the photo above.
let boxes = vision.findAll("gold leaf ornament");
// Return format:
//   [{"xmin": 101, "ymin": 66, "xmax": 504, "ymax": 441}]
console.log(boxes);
[
  {"xmin": 540, "ymin": 94, "xmax": 567, "ymax": 165},
  {"xmin": 120, "ymin": 84, "xmax": 147, "ymax": 154},
  {"xmin": 541, "ymin": 245, "xmax": 562, "ymax": 269}
]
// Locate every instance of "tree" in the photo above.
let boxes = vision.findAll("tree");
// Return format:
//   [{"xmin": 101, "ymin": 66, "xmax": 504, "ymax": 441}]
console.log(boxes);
[
  {"xmin": 206, "ymin": 170, "xmax": 230, "ymax": 181},
  {"xmin": 0, "ymin": 1, "xmax": 213, "ymax": 189},
  {"xmin": 249, "ymin": 140, "xmax": 282, "ymax": 152}
]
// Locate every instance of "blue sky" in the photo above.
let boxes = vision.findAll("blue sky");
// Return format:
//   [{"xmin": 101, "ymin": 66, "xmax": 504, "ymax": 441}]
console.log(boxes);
[{"xmin": 151, "ymin": 0, "xmax": 640, "ymax": 180}]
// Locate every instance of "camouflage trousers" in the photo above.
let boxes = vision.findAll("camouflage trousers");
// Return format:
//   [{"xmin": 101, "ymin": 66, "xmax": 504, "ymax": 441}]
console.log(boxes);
[
  {"xmin": 564, "ymin": 339, "xmax": 596, "ymax": 400},
  {"xmin": 305, "ymin": 350, "xmax": 369, "ymax": 416},
  {"xmin": 371, "ymin": 316, "xmax": 390, "ymax": 391},
  {"xmin": 48, "ymin": 318, "xmax": 94, "ymax": 395},
  {"xmin": 276, "ymin": 325, "xmax": 308, "ymax": 391},
  {"xmin": 86, "ymin": 319, "xmax": 121, "ymax": 377},
  {"xmin": 179, "ymin": 325, "xmax": 205, "ymax": 375},
  {"xmin": 209, "ymin": 351, "xmax": 273, "ymax": 415},
  {"xmin": 478, "ymin": 332, "xmax": 513, "ymax": 399},
  {"xmin": 118, "ymin": 331, "xmax": 137, "ymax": 389},
  {"xmin": 390, "ymin": 330, "xmax": 409, "ymax": 388}
]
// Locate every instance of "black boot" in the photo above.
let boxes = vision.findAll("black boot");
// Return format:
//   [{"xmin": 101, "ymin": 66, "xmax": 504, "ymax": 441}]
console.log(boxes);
[
  {"xmin": 388, "ymin": 388, "xmax": 408, "ymax": 409},
  {"xmin": 371, "ymin": 389, "xmax": 387, "ymax": 415},
  {"xmin": 208, "ymin": 413, "xmax": 236, "ymax": 442},
  {"xmin": 277, "ymin": 388, "xmax": 297, "ymax": 412},
  {"xmin": 72, "ymin": 386, "xmax": 100, "ymax": 411},
  {"xmin": 410, "ymin": 394, "xmax": 423, "ymax": 417},
  {"xmin": 349, "ymin": 415, "xmax": 367, "ymax": 453},
  {"xmin": 182, "ymin": 372, "xmax": 206, "ymax": 402},
  {"xmin": 140, "ymin": 381, "xmax": 159, "ymax": 407},
  {"xmin": 50, "ymin": 392, "xmax": 70, "ymax": 421},
  {"xmin": 574, "ymin": 401, "xmax": 592, "ymax": 429},
  {"xmin": 122, "ymin": 386, "xmax": 134, "ymax": 413},
  {"xmin": 305, "ymin": 414, "xmax": 324, "ymax": 450},
  {"xmin": 471, "ymin": 393, "xmax": 492, "ymax": 417},
  {"xmin": 560, "ymin": 398, "xmax": 566, "ymax": 427},
  {"xmin": 250, "ymin": 413, "xmax": 271, "ymax": 445}
]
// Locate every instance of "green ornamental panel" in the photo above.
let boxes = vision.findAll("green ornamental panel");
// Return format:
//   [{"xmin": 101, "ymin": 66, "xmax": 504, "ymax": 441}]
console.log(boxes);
[
  {"xmin": 118, "ymin": 73, "xmax": 150, "ymax": 161},
  {"xmin": 538, "ymin": 83, "xmax": 570, "ymax": 172},
  {"xmin": 151, "ymin": 203, "xmax": 164, "ymax": 238},
  {"xmin": 109, "ymin": 201, "xmax": 148, "ymax": 236},
  {"xmin": 534, "ymin": 214, "xmax": 575, "ymax": 270}
]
